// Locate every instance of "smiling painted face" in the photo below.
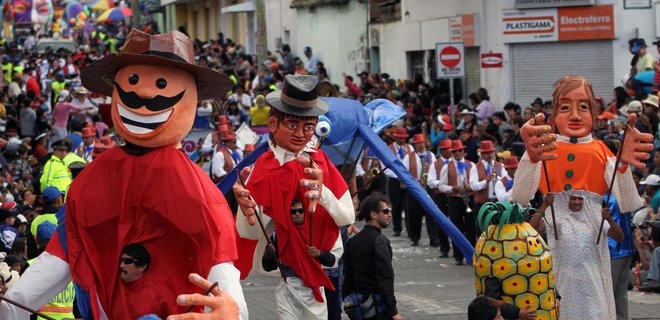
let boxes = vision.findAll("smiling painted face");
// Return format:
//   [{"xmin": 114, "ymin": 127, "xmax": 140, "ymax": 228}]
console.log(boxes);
[{"xmin": 111, "ymin": 64, "xmax": 198, "ymax": 148}]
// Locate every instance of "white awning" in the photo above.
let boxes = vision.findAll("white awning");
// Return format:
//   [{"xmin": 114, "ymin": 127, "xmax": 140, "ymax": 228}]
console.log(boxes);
[{"xmin": 221, "ymin": 1, "xmax": 255, "ymax": 13}]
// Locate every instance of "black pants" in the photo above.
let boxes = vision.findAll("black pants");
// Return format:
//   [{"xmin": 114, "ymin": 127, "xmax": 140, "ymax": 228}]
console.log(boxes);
[
  {"xmin": 325, "ymin": 274, "xmax": 342, "ymax": 320},
  {"xmin": 386, "ymin": 177, "xmax": 405, "ymax": 233},
  {"xmin": 447, "ymin": 196, "xmax": 475, "ymax": 260},
  {"xmin": 405, "ymin": 192, "xmax": 424, "ymax": 243},
  {"xmin": 431, "ymin": 192, "xmax": 451, "ymax": 254}
]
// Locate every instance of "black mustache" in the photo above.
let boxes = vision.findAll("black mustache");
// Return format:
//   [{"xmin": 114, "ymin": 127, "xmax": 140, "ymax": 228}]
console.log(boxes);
[{"xmin": 113, "ymin": 81, "xmax": 185, "ymax": 112}]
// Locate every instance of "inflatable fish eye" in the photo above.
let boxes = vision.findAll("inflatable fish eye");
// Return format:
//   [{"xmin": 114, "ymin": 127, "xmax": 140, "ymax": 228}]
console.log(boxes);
[{"xmin": 315, "ymin": 115, "xmax": 332, "ymax": 139}]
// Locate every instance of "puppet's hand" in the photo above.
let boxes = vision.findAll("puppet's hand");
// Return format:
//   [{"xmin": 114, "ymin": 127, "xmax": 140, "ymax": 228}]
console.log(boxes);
[
  {"xmin": 167, "ymin": 274, "xmax": 239, "ymax": 320},
  {"xmin": 519, "ymin": 113, "xmax": 557, "ymax": 163},
  {"xmin": 620, "ymin": 113, "xmax": 654, "ymax": 169},
  {"xmin": 296, "ymin": 154, "xmax": 324, "ymax": 214},
  {"xmin": 233, "ymin": 166, "xmax": 257, "ymax": 226}
]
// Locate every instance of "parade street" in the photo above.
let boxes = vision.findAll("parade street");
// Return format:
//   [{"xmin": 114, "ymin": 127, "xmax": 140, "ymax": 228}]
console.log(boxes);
[{"xmin": 243, "ymin": 223, "xmax": 660, "ymax": 320}]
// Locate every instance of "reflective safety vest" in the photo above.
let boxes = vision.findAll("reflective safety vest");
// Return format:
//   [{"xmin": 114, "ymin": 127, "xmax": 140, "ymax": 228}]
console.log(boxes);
[
  {"xmin": 27, "ymin": 258, "xmax": 75, "ymax": 320},
  {"xmin": 2, "ymin": 63, "xmax": 12, "ymax": 82},
  {"xmin": 40, "ymin": 155, "xmax": 72, "ymax": 193},
  {"xmin": 63, "ymin": 152, "xmax": 86, "ymax": 168},
  {"xmin": 51, "ymin": 81, "xmax": 66, "ymax": 103}
]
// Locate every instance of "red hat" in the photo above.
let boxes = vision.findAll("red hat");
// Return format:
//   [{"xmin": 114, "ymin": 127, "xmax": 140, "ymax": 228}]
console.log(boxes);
[
  {"xmin": 477, "ymin": 140, "xmax": 496, "ymax": 153},
  {"xmin": 244, "ymin": 144, "xmax": 255, "ymax": 152},
  {"xmin": 82, "ymin": 127, "xmax": 95, "ymax": 138},
  {"xmin": 222, "ymin": 132, "xmax": 237, "ymax": 141},
  {"xmin": 597, "ymin": 112, "xmax": 615, "ymax": 120},
  {"xmin": 92, "ymin": 136, "xmax": 116, "ymax": 157},
  {"xmin": 217, "ymin": 115, "xmax": 229, "ymax": 125},
  {"xmin": 442, "ymin": 123, "xmax": 454, "ymax": 131},
  {"xmin": 217, "ymin": 124, "xmax": 229, "ymax": 133},
  {"xmin": 392, "ymin": 127, "xmax": 409, "ymax": 139},
  {"xmin": 411, "ymin": 134, "xmax": 425, "ymax": 144},
  {"xmin": 450, "ymin": 140, "xmax": 466, "ymax": 151},
  {"xmin": 438, "ymin": 139, "xmax": 452, "ymax": 149},
  {"xmin": 504, "ymin": 156, "xmax": 519, "ymax": 169}
]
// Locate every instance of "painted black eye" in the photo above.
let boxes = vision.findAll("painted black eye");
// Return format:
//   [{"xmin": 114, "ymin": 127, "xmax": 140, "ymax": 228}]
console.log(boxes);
[
  {"xmin": 128, "ymin": 74, "xmax": 139, "ymax": 85},
  {"xmin": 156, "ymin": 78, "xmax": 167, "ymax": 89}
]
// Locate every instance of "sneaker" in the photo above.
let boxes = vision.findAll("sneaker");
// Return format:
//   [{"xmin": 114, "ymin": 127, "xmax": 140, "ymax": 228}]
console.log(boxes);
[
  {"xmin": 393, "ymin": 231, "xmax": 401, "ymax": 237},
  {"xmin": 411, "ymin": 241, "xmax": 419, "ymax": 247},
  {"xmin": 439, "ymin": 252, "xmax": 449, "ymax": 258},
  {"xmin": 454, "ymin": 259, "xmax": 464, "ymax": 265}
]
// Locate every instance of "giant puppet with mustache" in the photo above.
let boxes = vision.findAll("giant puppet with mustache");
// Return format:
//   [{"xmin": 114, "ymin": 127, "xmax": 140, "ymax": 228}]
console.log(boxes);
[{"xmin": 1, "ymin": 30, "xmax": 246, "ymax": 320}]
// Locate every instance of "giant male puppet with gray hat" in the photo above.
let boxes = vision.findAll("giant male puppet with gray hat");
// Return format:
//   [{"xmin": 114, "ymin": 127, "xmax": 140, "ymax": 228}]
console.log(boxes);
[
  {"xmin": 233, "ymin": 75, "xmax": 355, "ymax": 320},
  {"xmin": 0, "ymin": 29, "xmax": 246, "ymax": 320}
]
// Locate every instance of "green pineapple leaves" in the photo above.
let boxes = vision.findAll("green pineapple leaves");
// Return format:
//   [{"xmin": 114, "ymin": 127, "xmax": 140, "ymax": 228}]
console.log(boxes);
[{"xmin": 477, "ymin": 201, "xmax": 534, "ymax": 239}]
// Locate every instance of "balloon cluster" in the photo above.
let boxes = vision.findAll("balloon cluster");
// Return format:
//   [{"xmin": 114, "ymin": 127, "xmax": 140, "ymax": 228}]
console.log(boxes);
[{"xmin": 66, "ymin": 3, "xmax": 90, "ymax": 29}]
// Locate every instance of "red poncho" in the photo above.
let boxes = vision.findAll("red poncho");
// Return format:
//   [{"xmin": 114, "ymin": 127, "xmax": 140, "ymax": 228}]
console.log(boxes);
[{"xmin": 49, "ymin": 146, "xmax": 237, "ymax": 319}]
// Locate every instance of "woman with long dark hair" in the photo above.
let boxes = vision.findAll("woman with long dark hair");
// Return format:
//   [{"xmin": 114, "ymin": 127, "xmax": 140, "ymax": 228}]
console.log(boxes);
[{"xmin": 605, "ymin": 86, "xmax": 630, "ymax": 115}]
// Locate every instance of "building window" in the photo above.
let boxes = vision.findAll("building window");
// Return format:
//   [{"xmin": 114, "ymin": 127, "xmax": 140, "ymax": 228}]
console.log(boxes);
[{"xmin": 369, "ymin": 0, "xmax": 401, "ymax": 24}]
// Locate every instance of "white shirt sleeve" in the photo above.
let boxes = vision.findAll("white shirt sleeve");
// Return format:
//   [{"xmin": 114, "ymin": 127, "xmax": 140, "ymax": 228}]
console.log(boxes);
[
  {"xmin": 2, "ymin": 252, "xmax": 71, "ymax": 320},
  {"xmin": 320, "ymin": 189, "xmax": 355, "ymax": 226},
  {"xmin": 495, "ymin": 180, "xmax": 508, "ymax": 202},
  {"xmin": 439, "ymin": 164, "xmax": 453, "ymax": 194},
  {"xmin": 402, "ymin": 154, "xmax": 410, "ymax": 171},
  {"xmin": 428, "ymin": 162, "xmax": 439, "ymax": 189},
  {"xmin": 212, "ymin": 149, "xmax": 227, "ymax": 178},
  {"xmin": 470, "ymin": 162, "xmax": 487, "ymax": 191},
  {"xmin": 208, "ymin": 262, "xmax": 248, "ymax": 320},
  {"xmin": 201, "ymin": 132, "xmax": 214, "ymax": 156}
]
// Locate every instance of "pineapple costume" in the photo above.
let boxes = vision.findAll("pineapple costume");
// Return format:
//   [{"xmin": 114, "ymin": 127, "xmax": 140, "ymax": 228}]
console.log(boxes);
[
  {"xmin": 511, "ymin": 135, "xmax": 644, "ymax": 320},
  {"xmin": 473, "ymin": 202, "xmax": 558, "ymax": 320}
]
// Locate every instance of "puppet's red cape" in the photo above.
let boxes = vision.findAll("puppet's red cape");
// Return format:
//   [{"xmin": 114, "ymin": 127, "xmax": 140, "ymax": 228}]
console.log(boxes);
[
  {"xmin": 52, "ymin": 146, "xmax": 237, "ymax": 319},
  {"xmin": 236, "ymin": 148, "xmax": 347, "ymax": 302}
]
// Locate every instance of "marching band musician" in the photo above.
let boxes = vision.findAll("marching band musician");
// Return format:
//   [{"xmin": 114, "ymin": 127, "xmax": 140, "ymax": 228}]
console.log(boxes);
[
  {"xmin": 427, "ymin": 139, "xmax": 453, "ymax": 257},
  {"xmin": 495, "ymin": 156, "xmax": 519, "ymax": 202},
  {"xmin": 402, "ymin": 134, "xmax": 436, "ymax": 247},
  {"xmin": 438, "ymin": 140, "xmax": 474, "ymax": 265},
  {"xmin": 469, "ymin": 141, "xmax": 503, "ymax": 224},
  {"xmin": 384, "ymin": 127, "xmax": 413, "ymax": 237}
]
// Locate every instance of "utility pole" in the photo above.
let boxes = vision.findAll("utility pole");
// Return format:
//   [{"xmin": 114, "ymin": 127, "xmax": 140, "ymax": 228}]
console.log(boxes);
[
  {"xmin": 131, "ymin": 0, "xmax": 141, "ymax": 27},
  {"xmin": 256, "ymin": 0, "xmax": 268, "ymax": 75}
]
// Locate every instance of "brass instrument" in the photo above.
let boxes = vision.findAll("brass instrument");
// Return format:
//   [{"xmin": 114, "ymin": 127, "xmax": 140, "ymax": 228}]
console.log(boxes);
[
  {"xmin": 361, "ymin": 158, "xmax": 382, "ymax": 191},
  {"xmin": 420, "ymin": 157, "xmax": 430, "ymax": 188},
  {"xmin": 462, "ymin": 176, "xmax": 473, "ymax": 213}
]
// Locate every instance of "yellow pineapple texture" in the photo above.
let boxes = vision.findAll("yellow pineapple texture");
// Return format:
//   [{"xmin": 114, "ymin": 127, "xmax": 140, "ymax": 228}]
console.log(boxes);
[{"xmin": 473, "ymin": 222, "xmax": 558, "ymax": 320}]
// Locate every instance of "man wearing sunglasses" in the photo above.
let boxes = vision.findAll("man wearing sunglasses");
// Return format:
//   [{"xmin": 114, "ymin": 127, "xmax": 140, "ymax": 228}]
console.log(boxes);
[
  {"xmin": 119, "ymin": 243, "xmax": 151, "ymax": 284},
  {"xmin": 262, "ymin": 200, "xmax": 336, "ymax": 320},
  {"xmin": 118, "ymin": 243, "xmax": 169, "ymax": 316},
  {"xmin": 343, "ymin": 193, "xmax": 401, "ymax": 320}
]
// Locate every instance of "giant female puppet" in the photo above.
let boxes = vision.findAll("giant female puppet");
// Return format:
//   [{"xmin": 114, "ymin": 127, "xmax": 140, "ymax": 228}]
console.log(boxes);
[
  {"xmin": 511, "ymin": 75, "xmax": 654, "ymax": 319},
  {"xmin": 1, "ymin": 30, "xmax": 247, "ymax": 319}
]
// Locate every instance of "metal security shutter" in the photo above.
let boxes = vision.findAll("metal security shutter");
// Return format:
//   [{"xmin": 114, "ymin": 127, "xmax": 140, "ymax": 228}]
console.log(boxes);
[
  {"xmin": 465, "ymin": 47, "xmax": 481, "ymax": 96},
  {"xmin": 512, "ymin": 41, "xmax": 613, "ymax": 106}
]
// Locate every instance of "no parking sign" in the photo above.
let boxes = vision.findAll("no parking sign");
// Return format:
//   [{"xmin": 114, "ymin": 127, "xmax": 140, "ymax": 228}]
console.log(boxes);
[{"xmin": 436, "ymin": 42, "xmax": 465, "ymax": 78}]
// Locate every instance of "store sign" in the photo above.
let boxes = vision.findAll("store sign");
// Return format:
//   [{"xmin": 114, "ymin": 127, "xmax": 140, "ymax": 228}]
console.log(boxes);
[
  {"xmin": 515, "ymin": 0, "xmax": 595, "ymax": 9},
  {"xmin": 502, "ymin": 5, "xmax": 614, "ymax": 43},
  {"xmin": 436, "ymin": 43, "xmax": 465, "ymax": 78},
  {"xmin": 481, "ymin": 53, "xmax": 503, "ymax": 68},
  {"xmin": 450, "ymin": 15, "xmax": 477, "ymax": 47}
]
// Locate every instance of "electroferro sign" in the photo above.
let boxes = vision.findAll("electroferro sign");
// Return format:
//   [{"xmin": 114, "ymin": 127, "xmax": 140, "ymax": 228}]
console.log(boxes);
[{"xmin": 502, "ymin": 4, "xmax": 614, "ymax": 43}]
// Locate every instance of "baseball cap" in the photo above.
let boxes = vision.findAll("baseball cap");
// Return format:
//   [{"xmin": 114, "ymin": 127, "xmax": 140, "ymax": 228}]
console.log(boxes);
[
  {"xmin": 36, "ymin": 221, "xmax": 57, "ymax": 242},
  {"xmin": 640, "ymin": 174, "xmax": 660, "ymax": 186},
  {"xmin": 304, "ymin": 46, "xmax": 312, "ymax": 53},
  {"xmin": 15, "ymin": 214, "xmax": 27, "ymax": 224},
  {"xmin": 42, "ymin": 186, "xmax": 63, "ymax": 202},
  {"xmin": 0, "ymin": 208, "xmax": 15, "ymax": 221}
]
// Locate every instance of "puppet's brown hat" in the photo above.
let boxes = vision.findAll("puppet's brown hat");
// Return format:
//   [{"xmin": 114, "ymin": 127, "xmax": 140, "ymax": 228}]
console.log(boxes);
[{"xmin": 81, "ymin": 29, "xmax": 231, "ymax": 100}]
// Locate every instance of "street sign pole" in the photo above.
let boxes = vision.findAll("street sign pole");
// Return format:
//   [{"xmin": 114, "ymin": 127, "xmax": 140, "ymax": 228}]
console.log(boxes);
[
  {"xmin": 436, "ymin": 42, "xmax": 465, "ymax": 127},
  {"xmin": 449, "ymin": 79, "xmax": 455, "ymax": 126}
]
